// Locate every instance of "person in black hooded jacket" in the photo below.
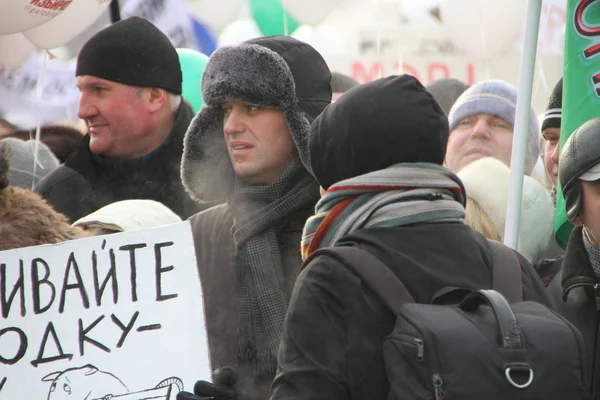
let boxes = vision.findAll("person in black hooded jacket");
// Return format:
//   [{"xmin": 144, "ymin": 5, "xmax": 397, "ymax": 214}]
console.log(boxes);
[
  {"xmin": 548, "ymin": 116, "xmax": 600, "ymax": 398},
  {"xmin": 269, "ymin": 75, "xmax": 551, "ymax": 400}
]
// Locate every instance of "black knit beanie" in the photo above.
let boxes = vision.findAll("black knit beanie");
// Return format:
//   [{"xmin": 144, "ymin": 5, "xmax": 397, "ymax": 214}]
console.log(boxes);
[
  {"xmin": 307, "ymin": 75, "xmax": 449, "ymax": 190},
  {"xmin": 541, "ymin": 77, "xmax": 562, "ymax": 132},
  {"xmin": 76, "ymin": 17, "xmax": 182, "ymax": 94}
]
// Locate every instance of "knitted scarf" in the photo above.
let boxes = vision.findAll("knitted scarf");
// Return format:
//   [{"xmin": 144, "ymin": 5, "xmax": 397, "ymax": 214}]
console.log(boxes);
[
  {"xmin": 302, "ymin": 163, "xmax": 466, "ymax": 259},
  {"xmin": 229, "ymin": 162, "xmax": 319, "ymax": 377}
]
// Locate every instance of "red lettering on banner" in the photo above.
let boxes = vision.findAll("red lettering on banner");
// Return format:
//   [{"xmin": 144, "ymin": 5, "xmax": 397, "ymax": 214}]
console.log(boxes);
[
  {"xmin": 466, "ymin": 63, "xmax": 476, "ymax": 85},
  {"xmin": 574, "ymin": 0, "xmax": 600, "ymax": 97},
  {"xmin": 351, "ymin": 62, "xmax": 384, "ymax": 83},
  {"xmin": 427, "ymin": 63, "xmax": 450, "ymax": 83}
]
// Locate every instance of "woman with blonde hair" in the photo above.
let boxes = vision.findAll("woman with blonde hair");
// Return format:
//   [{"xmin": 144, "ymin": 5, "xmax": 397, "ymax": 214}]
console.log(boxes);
[{"xmin": 458, "ymin": 157, "xmax": 554, "ymax": 264}]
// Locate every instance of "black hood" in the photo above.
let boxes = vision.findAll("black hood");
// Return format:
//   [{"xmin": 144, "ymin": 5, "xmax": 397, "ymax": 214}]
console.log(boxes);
[
  {"xmin": 181, "ymin": 36, "xmax": 331, "ymax": 204},
  {"xmin": 307, "ymin": 75, "xmax": 449, "ymax": 190}
]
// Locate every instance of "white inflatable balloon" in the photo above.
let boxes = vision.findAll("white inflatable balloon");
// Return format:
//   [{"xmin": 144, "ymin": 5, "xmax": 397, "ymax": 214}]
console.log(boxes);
[
  {"xmin": 281, "ymin": 0, "xmax": 344, "ymax": 26},
  {"xmin": 23, "ymin": 0, "xmax": 111, "ymax": 50},
  {"xmin": 218, "ymin": 20, "xmax": 262, "ymax": 47},
  {"xmin": 187, "ymin": 0, "xmax": 244, "ymax": 34},
  {"xmin": 0, "ymin": 0, "xmax": 72, "ymax": 35},
  {"xmin": 0, "ymin": 34, "xmax": 37, "ymax": 69},
  {"xmin": 292, "ymin": 25, "xmax": 347, "ymax": 56},
  {"xmin": 439, "ymin": 0, "xmax": 527, "ymax": 59}
]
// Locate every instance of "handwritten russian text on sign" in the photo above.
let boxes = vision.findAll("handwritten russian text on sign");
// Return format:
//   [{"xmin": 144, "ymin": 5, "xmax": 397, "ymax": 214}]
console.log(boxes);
[{"xmin": 0, "ymin": 221, "xmax": 209, "ymax": 400}]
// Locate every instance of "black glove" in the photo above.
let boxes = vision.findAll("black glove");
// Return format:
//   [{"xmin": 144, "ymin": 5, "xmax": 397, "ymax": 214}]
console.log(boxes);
[{"xmin": 177, "ymin": 367, "xmax": 238, "ymax": 400}]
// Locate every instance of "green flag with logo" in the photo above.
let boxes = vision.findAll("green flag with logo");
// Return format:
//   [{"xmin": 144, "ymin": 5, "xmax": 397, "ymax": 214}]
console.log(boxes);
[{"xmin": 555, "ymin": 0, "xmax": 600, "ymax": 248}]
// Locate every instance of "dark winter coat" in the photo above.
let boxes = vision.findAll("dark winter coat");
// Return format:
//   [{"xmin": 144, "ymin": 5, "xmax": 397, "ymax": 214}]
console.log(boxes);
[
  {"xmin": 34, "ymin": 104, "xmax": 203, "ymax": 222},
  {"xmin": 270, "ymin": 222, "xmax": 552, "ymax": 400},
  {"xmin": 190, "ymin": 202, "xmax": 314, "ymax": 400},
  {"xmin": 548, "ymin": 227, "xmax": 600, "ymax": 398}
]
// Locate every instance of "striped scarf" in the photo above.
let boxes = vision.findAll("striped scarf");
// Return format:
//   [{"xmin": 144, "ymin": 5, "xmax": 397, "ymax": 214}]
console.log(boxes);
[{"xmin": 301, "ymin": 163, "xmax": 466, "ymax": 260}]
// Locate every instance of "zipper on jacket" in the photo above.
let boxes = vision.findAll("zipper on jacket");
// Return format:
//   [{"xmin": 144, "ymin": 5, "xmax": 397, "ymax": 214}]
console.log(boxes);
[
  {"xmin": 414, "ymin": 339, "xmax": 424, "ymax": 362},
  {"xmin": 433, "ymin": 374, "xmax": 445, "ymax": 400}
]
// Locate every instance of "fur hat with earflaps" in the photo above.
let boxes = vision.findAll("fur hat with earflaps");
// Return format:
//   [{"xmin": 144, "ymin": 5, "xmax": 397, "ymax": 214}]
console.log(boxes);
[{"xmin": 181, "ymin": 36, "xmax": 332, "ymax": 204}]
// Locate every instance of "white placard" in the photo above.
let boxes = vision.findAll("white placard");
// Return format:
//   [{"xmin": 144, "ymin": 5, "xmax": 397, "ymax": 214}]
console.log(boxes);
[{"xmin": 0, "ymin": 221, "xmax": 209, "ymax": 400}]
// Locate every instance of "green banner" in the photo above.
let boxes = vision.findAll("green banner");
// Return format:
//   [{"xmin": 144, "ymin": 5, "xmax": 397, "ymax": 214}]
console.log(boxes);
[{"xmin": 555, "ymin": 0, "xmax": 600, "ymax": 248}]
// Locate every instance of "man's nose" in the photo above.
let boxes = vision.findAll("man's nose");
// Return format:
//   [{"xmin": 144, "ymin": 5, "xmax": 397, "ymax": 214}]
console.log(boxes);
[
  {"xmin": 550, "ymin": 142, "xmax": 560, "ymax": 163},
  {"xmin": 223, "ymin": 109, "xmax": 245, "ymax": 136},
  {"xmin": 77, "ymin": 93, "xmax": 97, "ymax": 120},
  {"xmin": 471, "ymin": 119, "xmax": 491, "ymax": 139}
]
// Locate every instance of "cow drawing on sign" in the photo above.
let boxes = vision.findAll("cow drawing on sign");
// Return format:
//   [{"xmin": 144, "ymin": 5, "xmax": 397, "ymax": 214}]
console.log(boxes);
[{"xmin": 42, "ymin": 365, "xmax": 183, "ymax": 400}]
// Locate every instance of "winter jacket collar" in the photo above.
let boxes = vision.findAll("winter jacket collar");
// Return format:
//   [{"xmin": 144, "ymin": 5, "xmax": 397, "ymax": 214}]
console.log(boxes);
[
  {"xmin": 561, "ymin": 226, "xmax": 598, "ymax": 301},
  {"xmin": 65, "ymin": 103, "xmax": 191, "ymax": 183}
]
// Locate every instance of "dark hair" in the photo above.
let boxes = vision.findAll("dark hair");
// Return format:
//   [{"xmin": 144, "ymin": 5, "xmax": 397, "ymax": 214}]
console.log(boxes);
[{"xmin": 0, "ymin": 143, "xmax": 10, "ymax": 190}]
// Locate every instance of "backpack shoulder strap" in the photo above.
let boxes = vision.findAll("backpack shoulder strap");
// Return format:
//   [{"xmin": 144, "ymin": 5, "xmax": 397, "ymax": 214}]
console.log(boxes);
[
  {"xmin": 487, "ymin": 240, "xmax": 523, "ymax": 302},
  {"xmin": 305, "ymin": 246, "xmax": 414, "ymax": 315}
]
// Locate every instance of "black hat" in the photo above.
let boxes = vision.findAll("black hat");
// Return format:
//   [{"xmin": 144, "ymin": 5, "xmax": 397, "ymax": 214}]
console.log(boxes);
[
  {"xmin": 307, "ymin": 75, "xmax": 449, "ymax": 190},
  {"xmin": 76, "ymin": 17, "xmax": 182, "ymax": 94},
  {"xmin": 541, "ymin": 77, "xmax": 563, "ymax": 132},
  {"xmin": 425, "ymin": 78, "xmax": 469, "ymax": 115},
  {"xmin": 559, "ymin": 116, "xmax": 600, "ymax": 220},
  {"xmin": 181, "ymin": 36, "xmax": 332, "ymax": 203}
]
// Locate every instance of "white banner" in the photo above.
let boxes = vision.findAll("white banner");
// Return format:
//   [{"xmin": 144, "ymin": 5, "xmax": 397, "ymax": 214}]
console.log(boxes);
[
  {"xmin": 122, "ymin": 0, "xmax": 197, "ymax": 49},
  {"xmin": 0, "ymin": 221, "xmax": 209, "ymax": 400},
  {"xmin": 324, "ymin": 54, "xmax": 563, "ymax": 115}
]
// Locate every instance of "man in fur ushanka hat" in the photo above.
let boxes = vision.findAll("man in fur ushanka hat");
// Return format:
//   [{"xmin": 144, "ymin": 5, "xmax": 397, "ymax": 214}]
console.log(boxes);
[{"xmin": 179, "ymin": 36, "xmax": 331, "ymax": 400}]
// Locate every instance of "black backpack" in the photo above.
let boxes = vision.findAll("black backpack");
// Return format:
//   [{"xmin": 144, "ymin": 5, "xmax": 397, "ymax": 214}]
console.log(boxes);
[{"xmin": 308, "ymin": 242, "xmax": 589, "ymax": 400}]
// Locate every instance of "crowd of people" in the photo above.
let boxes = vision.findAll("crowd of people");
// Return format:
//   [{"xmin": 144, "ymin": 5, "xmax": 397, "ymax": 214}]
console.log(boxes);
[{"xmin": 1, "ymin": 15, "xmax": 598, "ymax": 400}]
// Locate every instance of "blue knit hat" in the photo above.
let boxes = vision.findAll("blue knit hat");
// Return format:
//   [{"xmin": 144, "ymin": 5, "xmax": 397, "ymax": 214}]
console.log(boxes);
[{"xmin": 448, "ymin": 79, "xmax": 540, "ymax": 175}]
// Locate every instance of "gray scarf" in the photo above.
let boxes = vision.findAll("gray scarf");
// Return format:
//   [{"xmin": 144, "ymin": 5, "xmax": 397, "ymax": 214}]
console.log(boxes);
[{"xmin": 229, "ymin": 162, "xmax": 318, "ymax": 378}]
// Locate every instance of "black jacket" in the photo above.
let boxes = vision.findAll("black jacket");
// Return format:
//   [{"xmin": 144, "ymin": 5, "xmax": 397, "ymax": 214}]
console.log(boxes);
[
  {"xmin": 548, "ymin": 227, "xmax": 600, "ymax": 398},
  {"xmin": 35, "ymin": 104, "xmax": 203, "ymax": 222},
  {"xmin": 270, "ymin": 222, "xmax": 552, "ymax": 400}
]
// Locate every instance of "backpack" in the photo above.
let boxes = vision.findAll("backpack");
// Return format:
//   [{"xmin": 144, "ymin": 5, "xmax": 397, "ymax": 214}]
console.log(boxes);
[{"xmin": 307, "ymin": 241, "xmax": 589, "ymax": 400}]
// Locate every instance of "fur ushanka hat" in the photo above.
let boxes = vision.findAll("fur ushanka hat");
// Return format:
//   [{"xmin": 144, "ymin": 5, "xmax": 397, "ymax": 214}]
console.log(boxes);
[{"xmin": 181, "ymin": 36, "xmax": 332, "ymax": 203}]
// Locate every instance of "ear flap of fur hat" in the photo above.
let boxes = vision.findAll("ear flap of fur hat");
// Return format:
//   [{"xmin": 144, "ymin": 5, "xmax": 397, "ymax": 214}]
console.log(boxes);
[
  {"xmin": 181, "ymin": 43, "xmax": 313, "ymax": 203},
  {"xmin": 458, "ymin": 157, "xmax": 554, "ymax": 263}
]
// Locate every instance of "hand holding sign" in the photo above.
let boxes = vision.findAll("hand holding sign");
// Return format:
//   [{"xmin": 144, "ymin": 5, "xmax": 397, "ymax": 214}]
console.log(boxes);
[{"xmin": 177, "ymin": 367, "xmax": 238, "ymax": 400}]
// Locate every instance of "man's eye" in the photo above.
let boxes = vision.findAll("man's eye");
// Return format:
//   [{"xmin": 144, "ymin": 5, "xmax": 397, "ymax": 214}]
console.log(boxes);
[
  {"xmin": 458, "ymin": 119, "xmax": 472, "ymax": 126},
  {"xmin": 222, "ymin": 107, "xmax": 232, "ymax": 118},
  {"xmin": 247, "ymin": 105, "xmax": 259, "ymax": 112}
]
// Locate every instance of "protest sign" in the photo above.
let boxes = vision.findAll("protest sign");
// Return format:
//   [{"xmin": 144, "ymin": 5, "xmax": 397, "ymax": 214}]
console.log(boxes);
[{"xmin": 0, "ymin": 221, "xmax": 209, "ymax": 400}]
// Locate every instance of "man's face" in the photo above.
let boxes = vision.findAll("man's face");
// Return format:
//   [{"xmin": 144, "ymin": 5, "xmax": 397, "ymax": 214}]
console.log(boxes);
[
  {"xmin": 77, "ymin": 75, "xmax": 150, "ymax": 158},
  {"xmin": 575, "ymin": 180, "xmax": 600, "ymax": 246},
  {"xmin": 222, "ymin": 101, "xmax": 295, "ymax": 184},
  {"xmin": 445, "ymin": 113, "xmax": 514, "ymax": 172},
  {"xmin": 542, "ymin": 127, "xmax": 560, "ymax": 186}
]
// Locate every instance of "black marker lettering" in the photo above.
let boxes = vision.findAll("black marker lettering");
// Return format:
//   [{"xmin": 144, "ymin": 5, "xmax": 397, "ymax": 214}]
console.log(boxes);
[
  {"xmin": 1, "ymin": 261, "xmax": 26, "ymax": 318},
  {"xmin": 154, "ymin": 242, "xmax": 178, "ymax": 301},
  {"xmin": 92, "ymin": 249, "xmax": 118, "ymax": 307},
  {"xmin": 31, "ymin": 258, "xmax": 55, "ymax": 315},
  {"xmin": 31, "ymin": 322, "xmax": 73, "ymax": 367},
  {"xmin": 78, "ymin": 316, "xmax": 110, "ymax": 355},
  {"xmin": 111, "ymin": 311, "xmax": 139, "ymax": 348},
  {"xmin": 59, "ymin": 252, "xmax": 90, "ymax": 313},
  {"xmin": 0, "ymin": 327, "xmax": 27, "ymax": 365},
  {"xmin": 119, "ymin": 243, "xmax": 147, "ymax": 302}
]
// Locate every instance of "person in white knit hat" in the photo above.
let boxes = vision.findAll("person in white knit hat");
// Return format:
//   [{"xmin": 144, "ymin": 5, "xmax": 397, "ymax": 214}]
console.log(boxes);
[
  {"xmin": 72, "ymin": 199, "xmax": 182, "ymax": 235},
  {"xmin": 458, "ymin": 157, "xmax": 554, "ymax": 265}
]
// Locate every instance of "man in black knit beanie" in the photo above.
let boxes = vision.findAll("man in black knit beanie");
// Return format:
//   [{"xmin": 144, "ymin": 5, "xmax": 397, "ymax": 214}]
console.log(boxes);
[{"xmin": 35, "ymin": 17, "xmax": 204, "ymax": 222}]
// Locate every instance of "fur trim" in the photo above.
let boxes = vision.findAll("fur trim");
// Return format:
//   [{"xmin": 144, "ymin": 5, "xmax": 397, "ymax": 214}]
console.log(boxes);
[
  {"xmin": 181, "ymin": 44, "xmax": 311, "ymax": 203},
  {"xmin": 458, "ymin": 157, "xmax": 554, "ymax": 263}
]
